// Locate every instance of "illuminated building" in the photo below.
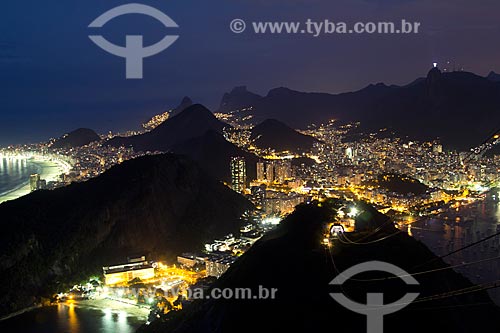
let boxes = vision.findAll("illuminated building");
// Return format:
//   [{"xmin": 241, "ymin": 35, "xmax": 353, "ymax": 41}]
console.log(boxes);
[
  {"xmin": 30, "ymin": 174, "xmax": 40, "ymax": 191},
  {"xmin": 274, "ymin": 160, "xmax": 292, "ymax": 183},
  {"xmin": 177, "ymin": 253, "xmax": 207, "ymax": 268},
  {"xmin": 206, "ymin": 254, "xmax": 236, "ymax": 278},
  {"xmin": 177, "ymin": 254, "xmax": 197, "ymax": 268},
  {"xmin": 346, "ymin": 147, "xmax": 353, "ymax": 159},
  {"xmin": 205, "ymin": 235, "xmax": 243, "ymax": 253},
  {"xmin": 231, "ymin": 157, "xmax": 246, "ymax": 193},
  {"xmin": 264, "ymin": 191, "xmax": 305, "ymax": 215},
  {"xmin": 433, "ymin": 143, "xmax": 443, "ymax": 154},
  {"xmin": 250, "ymin": 185, "xmax": 266, "ymax": 208},
  {"xmin": 103, "ymin": 257, "xmax": 155, "ymax": 285},
  {"xmin": 256, "ymin": 162, "xmax": 265, "ymax": 181},
  {"xmin": 266, "ymin": 163, "xmax": 274, "ymax": 182}
]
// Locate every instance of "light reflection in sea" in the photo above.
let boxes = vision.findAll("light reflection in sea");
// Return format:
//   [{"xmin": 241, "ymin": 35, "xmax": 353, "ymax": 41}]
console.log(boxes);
[{"xmin": 0, "ymin": 301, "xmax": 147, "ymax": 333}]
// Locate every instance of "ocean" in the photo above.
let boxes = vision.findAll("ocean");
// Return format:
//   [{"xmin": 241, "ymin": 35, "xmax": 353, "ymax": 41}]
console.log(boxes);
[
  {"xmin": 0, "ymin": 302, "xmax": 146, "ymax": 333},
  {"xmin": 409, "ymin": 193, "xmax": 500, "ymax": 305},
  {"xmin": 0, "ymin": 157, "xmax": 40, "ymax": 197}
]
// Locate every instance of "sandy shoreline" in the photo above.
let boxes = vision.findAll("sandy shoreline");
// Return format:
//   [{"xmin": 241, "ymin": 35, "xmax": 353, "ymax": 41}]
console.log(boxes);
[
  {"xmin": 72, "ymin": 298, "xmax": 150, "ymax": 318},
  {"xmin": 0, "ymin": 157, "xmax": 68, "ymax": 204}
]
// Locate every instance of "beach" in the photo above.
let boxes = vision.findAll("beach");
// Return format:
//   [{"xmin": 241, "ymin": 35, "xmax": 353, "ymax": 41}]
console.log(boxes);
[
  {"xmin": 0, "ymin": 156, "xmax": 70, "ymax": 204},
  {"xmin": 73, "ymin": 298, "xmax": 150, "ymax": 318},
  {"xmin": 0, "ymin": 299, "xmax": 149, "ymax": 333}
]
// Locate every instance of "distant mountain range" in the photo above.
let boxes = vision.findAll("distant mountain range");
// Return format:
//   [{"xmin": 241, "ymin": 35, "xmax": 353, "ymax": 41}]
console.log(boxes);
[
  {"xmin": 219, "ymin": 69, "xmax": 500, "ymax": 150},
  {"xmin": 108, "ymin": 103, "xmax": 317, "ymax": 178},
  {"xmin": 251, "ymin": 119, "xmax": 318, "ymax": 153},
  {"xmin": 0, "ymin": 154, "xmax": 252, "ymax": 316},
  {"xmin": 50, "ymin": 128, "xmax": 100, "ymax": 149}
]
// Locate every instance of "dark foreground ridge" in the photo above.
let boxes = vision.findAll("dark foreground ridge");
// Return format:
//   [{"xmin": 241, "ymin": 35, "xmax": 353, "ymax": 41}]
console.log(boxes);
[
  {"xmin": 171, "ymin": 130, "xmax": 259, "ymax": 183},
  {"xmin": 140, "ymin": 200, "xmax": 500, "ymax": 333},
  {"xmin": 0, "ymin": 154, "xmax": 252, "ymax": 317}
]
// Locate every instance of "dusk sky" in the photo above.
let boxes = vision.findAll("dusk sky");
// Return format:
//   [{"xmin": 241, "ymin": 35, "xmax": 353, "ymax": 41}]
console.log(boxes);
[{"xmin": 1, "ymin": 0, "xmax": 500, "ymax": 145}]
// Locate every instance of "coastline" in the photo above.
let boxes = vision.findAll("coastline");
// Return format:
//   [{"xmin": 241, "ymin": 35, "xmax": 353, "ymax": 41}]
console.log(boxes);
[
  {"xmin": 0, "ymin": 305, "xmax": 41, "ymax": 322},
  {"xmin": 71, "ymin": 298, "xmax": 150, "ymax": 318},
  {"xmin": 0, "ymin": 298, "xmax": 149, "ymax": 323},
  {"xmin": 0, "ymin": 157, "xmax": 69, "ymax": 204}
]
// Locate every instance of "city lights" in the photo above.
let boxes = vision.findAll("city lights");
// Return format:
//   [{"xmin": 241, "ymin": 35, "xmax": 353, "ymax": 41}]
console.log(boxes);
[
  {"xmin": 262, "ymin": 217, "xmax": 281, "ymax": 225},
  {"xmin": 348, "ymin": 207, "xmax": 359, "ymax": 218}
]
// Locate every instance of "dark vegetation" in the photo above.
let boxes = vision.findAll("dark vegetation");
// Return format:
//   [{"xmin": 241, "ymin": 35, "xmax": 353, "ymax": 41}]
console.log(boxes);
[{"xmin": 368, "ymin": 173, "xmax": 429, "ymax": 196}]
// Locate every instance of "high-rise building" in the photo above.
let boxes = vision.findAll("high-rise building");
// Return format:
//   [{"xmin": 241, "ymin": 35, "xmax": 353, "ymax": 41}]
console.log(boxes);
[
  {"xmin": 266, "ymin": 163, "xmax": 274, "ymax": 183},
  {"xmin": 256, "ymin": 161, "xmax": 265, "ymax": 181},
  {"xmin": 231, "ymin": 157, "xmax": 246, "ymax": 193},
  {"xmin": 206, "ymin": 254, "xmax": 236, "ymax": 278},
  {"xmin": 346, "ymin": 145, "xmax": 358, "ymax": 160},
  {"xmin": 30, "ymin": 174, "xmax": 40, "ymax": 192},
  {"xmin": 250, "ymin": 184, "xmax": 266, "ymax": 209},
  {"xmin": 275, "ymin": 160, "xmax": 292, "ymax": 183}
]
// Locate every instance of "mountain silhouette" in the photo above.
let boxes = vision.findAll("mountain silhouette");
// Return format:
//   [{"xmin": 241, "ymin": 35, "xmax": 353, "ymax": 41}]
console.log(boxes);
[
  {"xmin": 50, "ymin": 128, "xmax": 100, "ymax": 149},
  {"xmin": 107, "ymin": 104, "xmax": 228, "ymax": 152},
  {"xmin": 487, "ymin": 71, "xmax": 500, "ymax": 82},
  {"xmin": 170, "ymin": 96, "xmax": 194, "ymax": 117},
  {"xmin": 171, "ymin": 130, "xmax": 259, "ymax": 183},
  {"xmin": 219, "ymin": 68, "xmax": 500, "ymax": 150},
  {"xmin": 219, "ymin": 86, "xmax": 262, "ymax": 113},
  {"xmin": 0, "ymin": 154, "xmax": 252, "ymax": 316},
  {"xmin": 251, "ymin": 119, "xmax": 318, "ymax": 153},
  {"xmin": 139, "ymin": 200, "xmax": 500, "ymax": 333}
]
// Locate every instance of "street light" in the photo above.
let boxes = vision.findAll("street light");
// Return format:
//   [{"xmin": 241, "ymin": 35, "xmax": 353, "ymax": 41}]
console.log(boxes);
[{"xmin": 348, "ymin": 207, "xmax": 359, "ymax": 218}]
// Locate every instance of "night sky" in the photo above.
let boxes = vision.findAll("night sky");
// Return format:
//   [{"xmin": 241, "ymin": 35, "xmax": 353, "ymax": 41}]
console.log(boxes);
[{"xmin": 1, "ymin": 0, "xmax": 499, "ymax": 145}]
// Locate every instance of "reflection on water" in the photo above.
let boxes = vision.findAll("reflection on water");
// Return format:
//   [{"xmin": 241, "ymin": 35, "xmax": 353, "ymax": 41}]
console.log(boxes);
[
  {"xmin": 0, "ymin": 302, "xmax": 145, "ymax": 333},
  {"xmin": 410, "ymin": 194, "xmax": 500, "ymax": 305},
  {"xmin": 0, "ymin": 157, "xmax": 39, "ymax": 195},
  {"xmin": 67, "ymin": 302, "xmax": 79, "ymax": 333},
  {"xmin": 101, "ymin": 306, "xmax": 132, "ymax": 333}
]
